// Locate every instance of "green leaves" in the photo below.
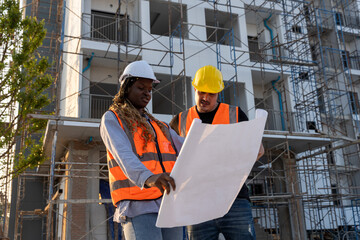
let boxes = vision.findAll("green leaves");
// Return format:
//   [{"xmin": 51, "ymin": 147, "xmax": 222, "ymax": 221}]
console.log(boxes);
[
  {"xmin": 1, "ymin": 0, "xmax": 53, "ymax": 177},
  {"xmin": 13, "ymin": 135, "xmax": 46, "ymax": 177}
]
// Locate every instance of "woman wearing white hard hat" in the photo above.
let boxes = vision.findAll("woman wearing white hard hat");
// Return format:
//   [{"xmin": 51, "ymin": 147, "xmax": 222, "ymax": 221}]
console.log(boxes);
[{"xmin": 100, "ymin": 60, "xmax": 184, "ymax": 239}]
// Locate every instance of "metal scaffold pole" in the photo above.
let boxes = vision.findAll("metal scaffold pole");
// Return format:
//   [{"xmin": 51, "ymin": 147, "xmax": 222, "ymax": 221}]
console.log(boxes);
[{"xmin": 46, "ymin": 129, "xmax": 57, "ymax": 240}]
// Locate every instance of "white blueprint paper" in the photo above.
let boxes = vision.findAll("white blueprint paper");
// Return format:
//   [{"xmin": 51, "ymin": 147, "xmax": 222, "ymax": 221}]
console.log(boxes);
[{"xmin": 156, "ymin": 109, "xmax": 268, "ymax": 228}]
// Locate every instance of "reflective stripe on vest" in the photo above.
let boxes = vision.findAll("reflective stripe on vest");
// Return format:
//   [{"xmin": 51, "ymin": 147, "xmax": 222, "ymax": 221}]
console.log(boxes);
[
  {"xmin": 107, "ymin": 111, "xmax": 177, "ymax": 206},
  {"xmin": 178, "ymin": 103, "xmax": 238, "ymax": 137}
]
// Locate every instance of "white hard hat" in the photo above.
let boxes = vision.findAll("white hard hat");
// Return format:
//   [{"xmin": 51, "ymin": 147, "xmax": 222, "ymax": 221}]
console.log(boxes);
[{"xmin": 119, "ymin": 60, "xmax": 160, "ymax": 84}]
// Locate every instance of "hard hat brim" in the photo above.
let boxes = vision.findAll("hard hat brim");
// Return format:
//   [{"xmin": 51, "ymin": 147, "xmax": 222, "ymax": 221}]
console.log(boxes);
[{"xmin": 120, "ymin": 74, "xmax": 160, "ymax": 84}]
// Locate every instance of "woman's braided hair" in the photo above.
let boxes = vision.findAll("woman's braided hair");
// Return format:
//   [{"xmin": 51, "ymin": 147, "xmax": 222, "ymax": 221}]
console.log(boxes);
[{"xmin": 109, "ymin": 77, "xmax": 168, "ymax": 149}]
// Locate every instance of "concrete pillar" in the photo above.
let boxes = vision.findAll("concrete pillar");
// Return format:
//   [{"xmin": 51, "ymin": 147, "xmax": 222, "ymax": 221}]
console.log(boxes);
[
  {"xmin": 272, "ymin": 153, "xmax": 306, "ymax": 240},
  {"xmin": 61, "ymin": 141, "xmax": 89, "ymax": 240},
  {"xmin": 88, "ymin": 148, "xmax": 107, "ymax": 240},
  {"xmin": 70, "ymin": 142, "xmax": 89, "ymax": 239},
  {"xmin": 284, "ymin": 158, "xmax": 307, "ymax": 240}
]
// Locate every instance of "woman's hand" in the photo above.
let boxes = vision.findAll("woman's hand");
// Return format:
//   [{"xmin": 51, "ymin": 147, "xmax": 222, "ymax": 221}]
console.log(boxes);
[{"xmin": 145, "ymin": 173, "xmax": 176, "ymax": 194}]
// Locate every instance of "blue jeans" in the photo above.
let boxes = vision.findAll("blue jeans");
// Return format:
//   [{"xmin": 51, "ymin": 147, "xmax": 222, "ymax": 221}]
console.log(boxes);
[
  {"xmin": 187, "ymin": 198, "xmax": 256, "ymax": 240},
  {"xmin": 121, "ymin": 213, "xmax": 183, "ymax": 240}
]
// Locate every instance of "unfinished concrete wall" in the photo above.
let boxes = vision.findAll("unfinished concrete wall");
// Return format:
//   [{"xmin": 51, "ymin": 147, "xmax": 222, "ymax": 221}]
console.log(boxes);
[{"xmin": 58, "ymin": 141, "xmax": 107, "ymax": 240}]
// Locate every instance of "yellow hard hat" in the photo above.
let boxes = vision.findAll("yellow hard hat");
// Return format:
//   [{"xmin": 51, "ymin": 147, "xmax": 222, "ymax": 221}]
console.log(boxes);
[{"xmin": 192, "ymin": 65, "xmax": 224, "ymax": 93}]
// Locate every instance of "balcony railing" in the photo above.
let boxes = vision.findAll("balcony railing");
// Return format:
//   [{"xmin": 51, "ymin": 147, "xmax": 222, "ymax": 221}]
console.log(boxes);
[
  {"xmin": 82, "ymin": 12, "xmax": 141, "ymax": 45},
  {"xmin": 248, "ymin": 39, "xmax": 285, "ymax": 63},
  {"xmin": 343, "ymin": 14, "xmax": 360, "ymax": 29},
  {"xmin": 88, "ymin": 93, "xmax": 307, "ymax": 132},
  {"xmin": 248, "ymin": 39, "xmax": 264, "ymax": 62},
  {"xmin": 315, "ymin": 9, "xmax": 334, "ymax": 30},
  {"xmin": 90, "ymin": 94, "xmax": 113, "ymax": 119},
  {"xmin": 350, "ymin": 50, "xmax": 360, "ymax": 70},
  {"xmin": 264, "ymin": 109, "xmax": 303, "ymax": 132}
]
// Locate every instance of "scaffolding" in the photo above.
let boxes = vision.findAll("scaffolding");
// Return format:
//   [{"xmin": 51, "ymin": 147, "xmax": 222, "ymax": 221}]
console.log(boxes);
[
  {"xmin": 0, "ymin": 34, "xmax": 16, "ymax": 240},
  {"xmin": 3, "ymin": 0, "xmax": 360, "ymax": 239}
]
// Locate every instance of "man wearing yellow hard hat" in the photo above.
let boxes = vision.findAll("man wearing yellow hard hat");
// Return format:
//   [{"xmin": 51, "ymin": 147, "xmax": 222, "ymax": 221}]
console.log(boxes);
[{"xmin": 170, "ymin": 65, "xmax": 264, "ymax": 240}]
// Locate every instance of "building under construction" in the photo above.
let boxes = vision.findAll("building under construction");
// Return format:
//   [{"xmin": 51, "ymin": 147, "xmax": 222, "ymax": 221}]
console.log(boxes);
[{"xmin": 2, "ymin": 0, "xmax": 360, "ymax": 239}]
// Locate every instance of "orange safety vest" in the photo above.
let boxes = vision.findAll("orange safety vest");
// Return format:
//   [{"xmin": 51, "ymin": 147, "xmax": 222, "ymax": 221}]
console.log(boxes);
[
  {"xmin": 107, "ymin": 110, "xmax": 177, "ymax": 206},
  {"xmin": 178, "ymin": 103, "xmax": 238, "ymax": 137}
]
